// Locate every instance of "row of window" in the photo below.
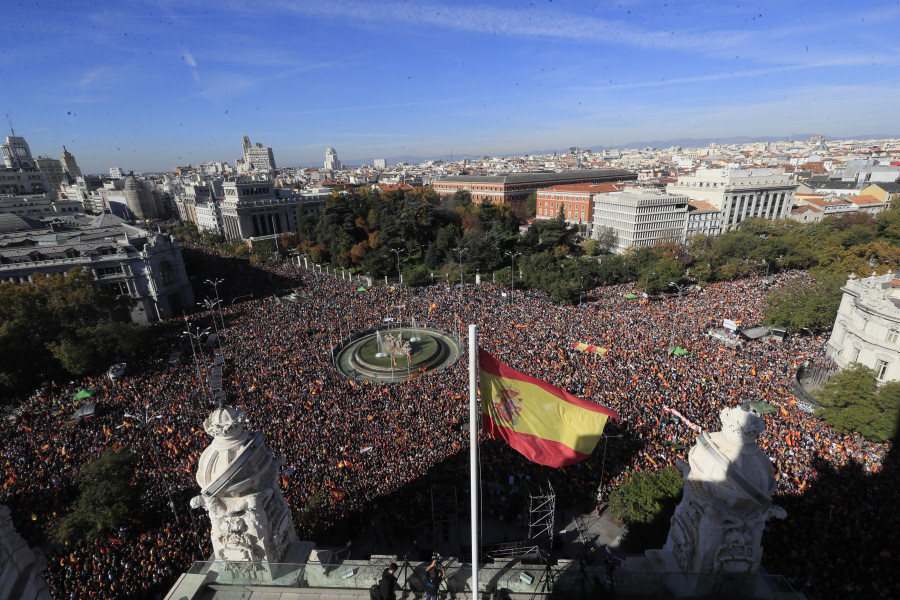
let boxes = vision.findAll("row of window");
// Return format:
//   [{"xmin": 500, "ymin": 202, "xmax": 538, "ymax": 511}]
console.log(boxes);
[
  {"xmin": 845, "ymin": 347, "xmax": 891, "ymax": 380},
  {"xmin": 838, "ymin": 324, "xmax": 899, "ymax": 345},
  {"xmin": 538, "ymin": 208, "xmax": 585, "ymax": 220}
]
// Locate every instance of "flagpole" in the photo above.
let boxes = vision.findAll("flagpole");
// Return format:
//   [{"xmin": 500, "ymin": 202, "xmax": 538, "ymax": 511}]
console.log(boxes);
[{"xmin": 468, "ymin": 323, "xmax": 479, "ymax": 600}]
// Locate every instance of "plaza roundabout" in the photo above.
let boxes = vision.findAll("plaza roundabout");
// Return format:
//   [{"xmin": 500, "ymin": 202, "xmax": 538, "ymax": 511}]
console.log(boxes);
[{"xmin": 333, "ymin": 325, "xmax": 464, "ymax": 383}]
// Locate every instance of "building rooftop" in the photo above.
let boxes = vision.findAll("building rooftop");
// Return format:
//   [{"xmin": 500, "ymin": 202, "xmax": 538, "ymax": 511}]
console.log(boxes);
[
  {"xmin": 845, "ymin": 194, "xmax": 885, "ymax": 205},
  {"xmin": 537, "ymin": 182, "xmax": 620, "ymax": 194},
  {"xmin": 437, "ymin": 169, "xmax": 634, "ymax": 184},
  {"xmin": 687, "ymin": 200, "xmax": 719, "ymax": 212}
]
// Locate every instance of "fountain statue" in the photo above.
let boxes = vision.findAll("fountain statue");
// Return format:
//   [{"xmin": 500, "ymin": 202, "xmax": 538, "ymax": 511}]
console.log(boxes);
[
  {"xmin": 382, "ymin": 332, "xmax": 412, "ymax": 360},
  {"xmin": 375, "ymin": 331, "xmax": 387, "ymax": 358}
]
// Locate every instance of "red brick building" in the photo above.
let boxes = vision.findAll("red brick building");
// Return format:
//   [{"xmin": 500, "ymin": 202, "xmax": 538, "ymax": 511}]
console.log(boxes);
[
  {"xmin": 433, "ymin": 169, "xmax": 636, "ymax": 212},
  {"xmin": 535, "ymin": 182, "xmax": 621, "ymax": 233}
]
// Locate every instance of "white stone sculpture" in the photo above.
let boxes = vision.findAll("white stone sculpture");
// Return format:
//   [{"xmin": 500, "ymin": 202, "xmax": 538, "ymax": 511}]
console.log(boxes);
[
  {"xmin": 660, "ymin": 404, "xmax": 786, "ymax": 574},
  {"xmin": 191, "ymin": 406, "xmax": 298, "ymax": 564}
]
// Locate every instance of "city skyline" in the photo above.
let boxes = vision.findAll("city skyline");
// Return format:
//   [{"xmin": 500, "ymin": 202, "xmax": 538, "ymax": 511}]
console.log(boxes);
[{"xmin": 5, "ymin": 0, "xmax": 900, "ymax": 173}]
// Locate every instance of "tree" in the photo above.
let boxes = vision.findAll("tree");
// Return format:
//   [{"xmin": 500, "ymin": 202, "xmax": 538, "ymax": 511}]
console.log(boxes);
[
  {"xmin": 609, "ymin": 466, "xmax": 684, "ymax": 525},
  {"xmin": 876, "ymin": 205, "xmax": 900, "ymax": 244},
  {"xmin": 524, "ymin": 192, "xmax": 537, "ymax": 218},
  {"xmin": 295, "ymin": 488, "xmax": 328, "ymax": 537},
  {"xmin": 53, "ymin": 448, "xmax": 139, "ymax": 545},
  {"xmin": 170, "ymin": 221, "xmax": 200, "ymax": 241},
  {"xmin": 451, "ymin": 189, "xmax": 472, "ymax": 208},
  {"xmin": 0, "ymin": 269, "xmax": 143, "ymax": 401},
  {"xmin": 763, "ymin": 271, "xmax": 844, "ymax": 332},
  {"xmin": 295, "ymin": 203, "xmax": 313, "ymax": 242},
  {"xmin": 49, "ymin": 323, "xmax": 149, "ymax": 376},
  {"xmin": 402, "ymin": 265, "xmax": 431, "ymax": 287},
  {"xmin": 814, "ymin": 363, "xmax": 900, "ymax": 442},
  {"xmin": 609, "ymin": 466, "xmax": 684, "ymax": 550},
  {"xmin": 595, "ymin": 226, "xmax": 618, "ymax": 254}
]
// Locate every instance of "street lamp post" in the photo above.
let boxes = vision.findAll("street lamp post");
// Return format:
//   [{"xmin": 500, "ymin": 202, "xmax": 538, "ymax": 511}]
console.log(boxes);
[
  {"xmin": 199, "ymin": 298, "xmax": 224, "ymax": 353},
  {"xmin": 118, "ymin": 404, "xmax": 178, "ymax": 518},
  {"xmin": 597, "ymin": 434, "xmax": 625, "ymax": 504},
  {"xmin": 230, "ymin": 292, "xmax": 254, "ymax": 307},
  {"xmin": 579, "ymin": 273, "xmax": 584, "ymax": 307},
  {"xmin": 668, "ymin": 282, "xmax": 686, "ymax": 352},
  {"xmin": 183, "ymin": 325, "xmax": 212, "ymax": 405},
  {"xmin": 390, "ymin": 248, "xmax": 406, "ymax": 285},
  {"xmin": 454, "ymin": 246, "xmax": 468, "ymax": 299},
  {"xmin": 504, "ymin": 251, "xmax": 521, "ymax": 304},
  {"xmin": 205, "ymin": 278, "xmax": 226, "ymax": 334}
]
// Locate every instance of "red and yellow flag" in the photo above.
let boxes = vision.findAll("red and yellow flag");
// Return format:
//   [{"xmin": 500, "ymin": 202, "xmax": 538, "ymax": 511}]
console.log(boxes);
[
  {"xmin": 479, "ymin": 349, "xmax": 618, "ymax": 467},
  {"xmin": 429, "ymin": 302, "xmax": 437, "ymax": 312}
]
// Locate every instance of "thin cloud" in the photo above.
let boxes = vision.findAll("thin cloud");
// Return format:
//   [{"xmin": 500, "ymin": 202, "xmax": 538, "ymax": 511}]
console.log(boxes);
[
  {"xmin": 184, "ymin": 62, "xmax": 340, "ymax": 102},
  {"xmin": 79, "ymin": 67, "xmax": 107, "ymax": 89},
  {"xmin": 572, "ymin": 56, "xmax": 896, "ymax": 92},
  {"xmin": 254, "ymin": 0, "xmax": 750, "ymax": 54},
  {"xmin": 274, "ymin": 99, "xmax": 461, "ymax": 116}
]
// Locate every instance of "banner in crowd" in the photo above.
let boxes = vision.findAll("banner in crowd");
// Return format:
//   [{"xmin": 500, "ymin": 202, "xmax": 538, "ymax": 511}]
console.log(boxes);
[
  {"xmin": 572, "ymin": 342, "xmax": 609, "ymax": 355},
  {"xmin": 479, "ymin": 349, "xmax": 618, "ymax": 467},
  {"xmin": 662, "ymin": 404, "xmax": 702, "ymax": 433}
]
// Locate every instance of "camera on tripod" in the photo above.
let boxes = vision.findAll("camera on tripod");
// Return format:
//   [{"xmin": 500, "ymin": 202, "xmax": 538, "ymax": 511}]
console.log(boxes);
[{"xmin": 432, "ymin": 552, "xmax": 441, "ymax": 561}]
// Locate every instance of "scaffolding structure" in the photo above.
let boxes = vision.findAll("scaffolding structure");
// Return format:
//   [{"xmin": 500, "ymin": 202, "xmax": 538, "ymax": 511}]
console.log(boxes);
[
  {"xmin": 430, "ymin": 484, "xmax": 460, "ymax": 555},
  {"xmin": 526, "ymin": 479, "xmax": 556, "ymax": 545}
]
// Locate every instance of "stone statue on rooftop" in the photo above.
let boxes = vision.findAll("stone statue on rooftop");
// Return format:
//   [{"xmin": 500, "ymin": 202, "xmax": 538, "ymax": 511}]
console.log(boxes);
[{"xmin": 654, "ymin": 403, "xmax": 786, "ymax": 574}]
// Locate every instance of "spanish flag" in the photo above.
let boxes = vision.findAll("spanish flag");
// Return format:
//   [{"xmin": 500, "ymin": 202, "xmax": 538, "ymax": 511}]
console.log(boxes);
[
  {"xmin": 429, "ymin": 302, "xmax": 437, "ymax": 312},
  {"xmin": 479, "ymin": 349, "xmax": 618, "ymax": 467}
]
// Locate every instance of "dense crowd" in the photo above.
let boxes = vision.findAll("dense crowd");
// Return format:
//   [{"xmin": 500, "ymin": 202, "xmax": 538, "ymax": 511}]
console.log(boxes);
[{"xmin": 1, "ymin": 251, "xmax": 896, "ymax": 599}]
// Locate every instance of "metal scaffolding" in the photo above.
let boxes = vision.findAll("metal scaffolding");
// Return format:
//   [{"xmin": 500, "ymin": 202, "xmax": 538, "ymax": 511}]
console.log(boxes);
[
  {"xmin": 430, "ymin": 484, "xmax": 460, "ymax": 555},
  {"xmin": 526, "ymin": 479, "xmax": 556, "ymax": 545}
]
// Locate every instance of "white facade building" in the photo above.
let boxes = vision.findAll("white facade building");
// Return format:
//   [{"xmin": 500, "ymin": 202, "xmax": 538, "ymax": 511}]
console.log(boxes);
[
  {"xmin": 237, "ymin": 135, "xmax": 276, "ymax": 174},
  {"xmin": 195, "ymin": 201, "xmax": 225, "ymax": 235},
  {"xmin": 373, "ymin": 158, "xmax": 387, "ymax": 170},
  {"xmin": 60, "ymin": 146, "xmax": 82, "ymax": 179},
  {"xmin": 0, "ymin": 214, "xmax": 194, "ymax": 323},
  {"xmin": 666, "ymin": 167, "xmax": 795, "ymax": 230},
  {"xmin": 324, "ymin": 147, "xmax": 342, "ymax": 171},
  {"xmin": 592, "ymin": 188, "xmax": 689, "ymax": 253},
  {"xmin": 220, "ymin": 179, "xmax": 299, "ymax": 242},
  {"xmin": 827, "ymin": 272, "xmax": 900, "ymax": 383},
  {"xmin": 684, "ymin": 200, "xmax": 723, "ymax": 239},
  {"xmin": 34, "ymin": 156, "xmax": 65, "ymax": 194}
]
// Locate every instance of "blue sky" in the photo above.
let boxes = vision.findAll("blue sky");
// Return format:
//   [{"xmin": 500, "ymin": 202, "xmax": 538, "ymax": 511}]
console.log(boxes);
[{"xmin": 3, "ymin": 0, "xmax": 899, "ymax": 173}]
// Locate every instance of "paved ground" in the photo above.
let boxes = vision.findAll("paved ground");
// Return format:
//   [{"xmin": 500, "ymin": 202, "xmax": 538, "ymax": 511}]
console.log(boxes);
[{"xmin": 334, "ymin": 502, "xmax": 627, "ymax": 565}]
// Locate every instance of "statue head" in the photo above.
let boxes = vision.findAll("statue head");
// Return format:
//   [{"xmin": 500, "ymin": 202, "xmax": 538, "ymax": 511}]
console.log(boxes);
[
  {"xmin": 719, "ymin": 405, "xmax": 765, "ymax": 444},
  {"xmin": 203, "ymin": 405, "xmax": 247, "ymax": 439}
]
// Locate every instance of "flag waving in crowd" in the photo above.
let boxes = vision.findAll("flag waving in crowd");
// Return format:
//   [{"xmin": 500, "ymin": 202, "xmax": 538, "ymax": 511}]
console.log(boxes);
[{"xmin": 479, "ymin": 349, "xmax": 618, "ymax": 467}]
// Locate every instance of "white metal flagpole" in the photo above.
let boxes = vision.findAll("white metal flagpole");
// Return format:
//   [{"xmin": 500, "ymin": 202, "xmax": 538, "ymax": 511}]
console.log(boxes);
[{"xmin": 468, "ymin": 323, "xmax": 479, "ymax": 599}]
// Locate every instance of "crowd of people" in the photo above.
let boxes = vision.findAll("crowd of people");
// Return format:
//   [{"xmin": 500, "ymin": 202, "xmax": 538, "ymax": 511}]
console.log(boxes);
[{"xmin": 0, "ymin": 248, "xmax": 895, "ymax": 599}]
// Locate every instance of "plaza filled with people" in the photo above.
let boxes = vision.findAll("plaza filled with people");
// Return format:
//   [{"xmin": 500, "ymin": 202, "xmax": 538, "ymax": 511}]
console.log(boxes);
[{"xmin": 1, "ymin": 250, "xmax": 895, "ymax": 599}]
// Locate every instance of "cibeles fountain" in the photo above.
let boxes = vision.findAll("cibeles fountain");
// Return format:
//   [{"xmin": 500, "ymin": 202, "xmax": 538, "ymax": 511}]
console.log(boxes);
[
  {"xmin": 335, "ymin": 323, "xmax": 463, "ymax": 383},
  {"xmin": 645, "ymin": 403, "xmax": 786, "ymax": 584},
  {"xmin": 191, "ymin": 405, "xmax": 311, "ymax": 579}
]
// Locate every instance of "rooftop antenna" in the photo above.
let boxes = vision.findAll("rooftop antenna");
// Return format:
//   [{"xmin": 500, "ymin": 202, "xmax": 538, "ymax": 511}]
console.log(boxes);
[{"xmin": 5, "ymin": 114, "xmax": 14, "ymax": 136}]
